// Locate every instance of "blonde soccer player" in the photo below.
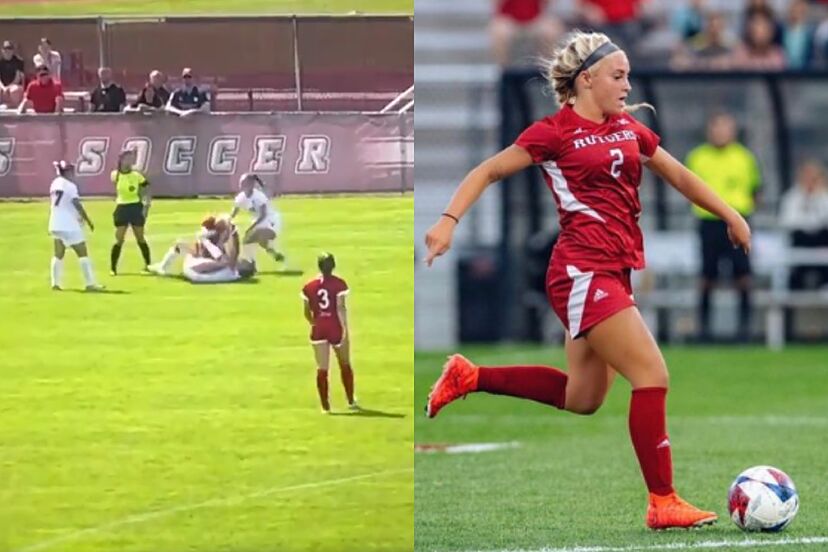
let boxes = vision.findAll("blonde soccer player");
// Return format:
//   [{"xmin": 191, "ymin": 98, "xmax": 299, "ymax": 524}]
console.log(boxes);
[
  {"xmin": 423, "ymin": 31, "xmax": 752, "ymax": 530},
  {"xmin": 230, "ymin": 172, "xmax": 288, "ymax": 267},
  {"xmin": 48, "ymin": 160, "xmax": 103, "ymax": 291}
]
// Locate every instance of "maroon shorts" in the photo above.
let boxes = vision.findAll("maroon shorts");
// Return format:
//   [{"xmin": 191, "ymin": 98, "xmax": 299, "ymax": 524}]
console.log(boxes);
[
  {"xmin": 310, "ymin": 318, "xmax": 343, "ymax": 346},
  {"xmin": 546, "ymin": 262, "xmax": 636, "ymax": 338}
]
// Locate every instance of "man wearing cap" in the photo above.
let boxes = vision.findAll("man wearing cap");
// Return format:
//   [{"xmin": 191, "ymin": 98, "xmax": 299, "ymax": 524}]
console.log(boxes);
[
  {"xmin": 0, "ymin": 40, "xmax": 25, "ymax": 108},
  {"xmin": 18, "ymin": 65, "xmax": 63, "ymax": 114},
  {"xmin": 89, "ymin": 67, "xmax": 127, "ymax": 113},
  {"xmin": 166, "ymin": 67, "xmax": 210, "ymax": 117}
]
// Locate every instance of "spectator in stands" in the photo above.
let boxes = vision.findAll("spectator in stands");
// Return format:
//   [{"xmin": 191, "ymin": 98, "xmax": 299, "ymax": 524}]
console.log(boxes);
[
  {"xmin": 730, "ymin": 8, "xmax": 786, "ymax": 70},
  {"xmin": 125, "ymin": 82, "xmax": 164, "ymax": 112},
  {"xmin": 489, "ymin": 0, "xmax": 563, "ymax": 67},
  {"xmin": 149, "ymin": 70, "xmax": 170, "ymax": 105},
  {"xmin": 575, "ymin": 0, "xmax": 644, "ymax": 54},
  {"xmin": 670, "ymin": 11, "xmax": 734, "ymax": 70},
  {"xmin": 686, "ymin": 112, "xmax": 761, "ymax": 342},
  {"xmin": 779, "ymin": 160, "xmax": 828, "ymax": 290},
  {"xmin": 782, "ymin": 0, "xmax": 815, "ymax": 70},
  {"xmin": 17, "ymin": 64, "xmax": 63, "ymax": 114},
  {"xmin": 33, "ymin": 37, "xmax": 62, "ymax": 82},
  {"xmin": 741, "ymin": 0, "xmax": 783, "ymax": 47},
  {"xmin": 89, "ymin": 67, "xmax": 126, "ymax": 113},
  {"xmin": 0, "ymin": 40, "xmax": 25, "ymax": 109},
  {"xmin": 166, "ymin": 67, "xmax": 210, "ymax": 117},
  {"xmin": 671, "ymin": 0, "xmax": 706, "ymax": 41}
]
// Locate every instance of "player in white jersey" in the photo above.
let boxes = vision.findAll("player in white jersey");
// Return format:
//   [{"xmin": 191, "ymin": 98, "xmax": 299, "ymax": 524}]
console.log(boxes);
[
  {"xmin": 48, "ymin": 160, "xmax": 104, "ymax": 291},
  {"xmin": 230, "ymin": 173, "xmax": 289, "ymax": 267}
]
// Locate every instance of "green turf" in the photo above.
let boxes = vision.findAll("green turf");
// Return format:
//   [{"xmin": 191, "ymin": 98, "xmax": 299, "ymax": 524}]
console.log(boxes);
[
  {"xmin": 0, "ymin": 195, "xmax": 413, "ymax": 552},
  {"xmin": 0, "ymin": 0, "xmax": 412, "ymax": 16},
  {"xmin": 415, "ymin": 345, "xmax": 828, "ymax": 552}
]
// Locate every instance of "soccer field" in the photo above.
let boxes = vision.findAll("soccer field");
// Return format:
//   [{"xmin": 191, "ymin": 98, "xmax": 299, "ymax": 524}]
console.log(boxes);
[
  {"xmin": 415, "ymin": 345, "xmax": 828, "ymax": 552},
  {"xmin": 0, "ymin": 195, "xmax": 413, "ymax": 552},
  {"xmin": 0, "ymin": 0, "xmax": 412, "ymax": 16}
]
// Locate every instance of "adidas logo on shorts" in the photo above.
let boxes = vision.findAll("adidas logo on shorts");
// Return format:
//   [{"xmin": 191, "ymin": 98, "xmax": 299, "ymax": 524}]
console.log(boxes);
[{"xmin": 593, "ymin": 288, "xmax": 609, "ymax": 302}]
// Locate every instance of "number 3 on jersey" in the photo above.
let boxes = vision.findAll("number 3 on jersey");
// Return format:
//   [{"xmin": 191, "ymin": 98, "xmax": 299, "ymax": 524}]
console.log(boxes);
[
  {"xmin": 317, "ymin": 288, "xmax": 330, "ymax": 309},
  {"xmin": 609, "ymin": 148, "xmax": 623, "ymax": 178}
]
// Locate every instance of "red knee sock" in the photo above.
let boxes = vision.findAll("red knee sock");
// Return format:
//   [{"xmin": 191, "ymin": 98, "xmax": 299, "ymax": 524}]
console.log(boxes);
[
  {"xmin": 316, "ymin": 369, "xmax": 330, "ymax": 411},
  {"xmin": 476, "ymin": 365, "xmax": 568, "ymax": 409},
  {"xmin": 629, "ymin": 387, "xmax": 674, "ymax": 496},
  {"xmin": 340, "ymin": 363, "xmax": 355, "ymax": 403}
]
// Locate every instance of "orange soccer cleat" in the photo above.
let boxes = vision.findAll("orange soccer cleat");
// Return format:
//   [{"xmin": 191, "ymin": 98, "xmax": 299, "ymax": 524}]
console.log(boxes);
[
  {"xmin": 646, "ymin": 492, "xmax": 718, "ymax": 530},
  {"xmin": 426, "ymin": 354, "xmax": 479, "ymax": 418}
]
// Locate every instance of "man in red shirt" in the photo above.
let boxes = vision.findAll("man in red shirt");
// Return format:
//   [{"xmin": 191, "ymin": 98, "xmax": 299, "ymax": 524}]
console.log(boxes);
[
  {"xmin": 17, "ymin": 65, "xmax": 63, "ymax": 114},
  {"xmin": 301, "ymin": 252, "xmax": 357, "ymax": 413}
]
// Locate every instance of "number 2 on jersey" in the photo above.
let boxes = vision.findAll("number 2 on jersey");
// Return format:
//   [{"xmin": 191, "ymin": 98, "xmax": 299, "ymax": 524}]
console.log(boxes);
[
  {"xmin": 609, "ymin": 148, "xmax": 623, "ymax": 178},
  {"xmin": 317, "ymin": 288, "xmax": 330, "ymax": 309},
  {"xmin": 53, "ymin": 190, "xmax": 64, "ymax": 206}
]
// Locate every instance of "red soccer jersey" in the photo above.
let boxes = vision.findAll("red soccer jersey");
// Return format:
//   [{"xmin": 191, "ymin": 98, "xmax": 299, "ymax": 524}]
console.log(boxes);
[
  {"xmin": 302, "ymin": 274, "xmax": 349, "ymax": 322},
  {"xmin": 497, "ymin": 0, "xmax": 544, "ymax": 23},
  {"xmin": 25, "ymin": 79, "xmax": 63, "ymax": 113},
  {"xmin": 583, "ymin": 0, "xmax": 640, "ymax": 24},
  {"xmin": 515, "ymin": 104, "xmax": 660, "ymax": 271}
]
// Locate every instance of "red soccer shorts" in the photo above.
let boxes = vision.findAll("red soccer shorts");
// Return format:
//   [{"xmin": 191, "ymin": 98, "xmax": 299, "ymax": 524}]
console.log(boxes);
[
  {"xmin": 310, "ymin": 318, "xmax": 344, "ymax": 347},
  {"xmin": 546, "ymin": 262, "xmax": 636, "ymax": 338}
]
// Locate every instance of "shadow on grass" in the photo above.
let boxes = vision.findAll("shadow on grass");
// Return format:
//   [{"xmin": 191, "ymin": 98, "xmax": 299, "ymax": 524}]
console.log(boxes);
[{"xmin": 329, "ymin": 408, "xmax": 406, "ymax": 419}]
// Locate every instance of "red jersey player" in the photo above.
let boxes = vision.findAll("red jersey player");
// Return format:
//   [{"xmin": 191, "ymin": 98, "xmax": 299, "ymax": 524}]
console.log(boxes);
[
  {"xmin": 301, "ymin": 252, "xmax": 357, "ymax": 413},
  {"xmin": 423, "ymin": 31, "xmax": 751, "ymax": 530}
]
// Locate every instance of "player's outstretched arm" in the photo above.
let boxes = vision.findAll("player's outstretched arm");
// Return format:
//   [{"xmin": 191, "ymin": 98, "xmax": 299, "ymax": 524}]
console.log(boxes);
[
  {"xmin": 645, "ymin": 146, "xmax": 751, "ymax": 253},
  {"xmin": 140, "ymin": 179, "xmax": 152, "ymax": 219},
  {"xmin": 424, "ymin": 145, "xmax": 534, "ymax": 266},
  {"xmin": 72, "ymin": 198, "xmax": 94, "ymax": 231}
]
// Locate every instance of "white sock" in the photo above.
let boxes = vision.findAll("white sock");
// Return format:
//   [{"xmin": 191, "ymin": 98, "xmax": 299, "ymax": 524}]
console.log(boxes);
[
  {"xmin": 79, "ymin": 256, "xmax": 96, "ymax": 286},
  {"xmin": 160, "ymin": 246, "xmax": 180, "ymax": 271},
  {"xmin": 51, "ymin": 257, "xmax": 63, "ymax": 287},
  {"xmin": 242, "ymin": 243, "xmax": 258, "ymax": 261}
]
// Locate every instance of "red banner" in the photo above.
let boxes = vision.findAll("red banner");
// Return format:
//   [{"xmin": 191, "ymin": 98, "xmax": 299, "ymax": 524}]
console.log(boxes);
[{"xmin": 0, "ymin": 112, "xmax": 413, "ymax": 197}]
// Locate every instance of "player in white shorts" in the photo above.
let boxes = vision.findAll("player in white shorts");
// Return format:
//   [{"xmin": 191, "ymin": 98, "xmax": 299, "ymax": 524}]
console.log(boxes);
[
  {"xmin": 48, "ymin": 160, "xmax": 104, "ymax": 291},
  {"xmin": 230, "ymin": 173, "xmax": 290, "ymax": 267},
  {"xmin": 148, "ymin": 215, "xmax": 255, "ymax": 283}
]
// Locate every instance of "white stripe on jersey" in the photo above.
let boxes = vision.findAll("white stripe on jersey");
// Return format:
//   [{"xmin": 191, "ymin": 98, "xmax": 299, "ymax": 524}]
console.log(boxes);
[
  {"xmin": 566, "ymin": 264, "xmax": 594, "ymax": 337},
  {"xmin": 542, "ymin": 161, "xmax": 606, "ymax": 223}
]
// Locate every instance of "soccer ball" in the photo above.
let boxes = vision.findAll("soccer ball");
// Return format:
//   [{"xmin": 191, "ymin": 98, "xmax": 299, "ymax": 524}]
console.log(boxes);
[{"xmin": 728, "ymin": 465, "xmax": 799, "ymax": 532}]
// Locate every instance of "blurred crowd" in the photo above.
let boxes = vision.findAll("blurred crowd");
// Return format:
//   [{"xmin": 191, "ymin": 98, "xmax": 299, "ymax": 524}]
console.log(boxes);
[
  {"xmin": 0, "ymin": 36, "xmax": 212, "ymax": 115},
  {"xmin": 491, "ymin": 0, "xmax": 828, "ymax": 70}
]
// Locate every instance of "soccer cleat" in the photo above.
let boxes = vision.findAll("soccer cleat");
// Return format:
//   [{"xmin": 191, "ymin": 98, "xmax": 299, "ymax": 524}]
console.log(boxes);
[
  {"xmin": 51, "ymin": 285, "xmax": 62, "ymax": 291},
  {"xmin": 646, "ymin": 492, "xmax": 718, "ymax": 530},
  {"xmin": 147, "ymin": 263, "xmax": 167, "ymax": 276},
  {"xmin": 85, "ymin": 284, "xmax": 106, "ymax": 292},
  {"xmin": 348, "ymin": 401, "xmax": 361, "ymax": 411},
  {"xmin": 426, "ymin": 354, "xmax": 479, "ymax": 418},
  {"xmin": 109, "ymin": 270, "xmax": 117, "ymax": 276}
]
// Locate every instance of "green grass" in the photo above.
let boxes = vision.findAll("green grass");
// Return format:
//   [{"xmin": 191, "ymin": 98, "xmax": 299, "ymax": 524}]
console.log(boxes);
[
  {"xmin": 415, "ymin": 345, "xmax": 828, "ymax": 552},
  {"xmin": 0, "ymin": 0, "xmax": 412, "ymax": 16},
  {"xmin": 0, "ymin": 195, "xmax": 413, "ymax": 552}
]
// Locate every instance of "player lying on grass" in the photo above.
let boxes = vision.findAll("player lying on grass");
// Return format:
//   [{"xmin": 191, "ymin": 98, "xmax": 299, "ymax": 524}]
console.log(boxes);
[
  {"xmin": 230, "ymin": 172, "xmax": 293, "ymax": 269},
  {"xmin": 423, "ymin": 31, "xmax": 752, "ymax": 530},
  {"xmin": 148, "ymin": 215, "xmax": 255, "ymax": 283},
  {"xmin": 301, "ymin": 253, "xmax": 357, "ymax": 413},
  {"xmin": 48, "ymin": 160, "xmax": 104, "ymax": 291}
]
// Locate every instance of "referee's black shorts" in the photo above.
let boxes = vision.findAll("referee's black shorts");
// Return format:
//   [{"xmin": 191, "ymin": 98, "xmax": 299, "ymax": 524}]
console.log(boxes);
[
  {"xmin": 113, "ymin": 202, "xmax": 145, "ymax": 227},
  {"xmin": 698, "ymin": 218, "xmax": 751, "ymax": 280}
]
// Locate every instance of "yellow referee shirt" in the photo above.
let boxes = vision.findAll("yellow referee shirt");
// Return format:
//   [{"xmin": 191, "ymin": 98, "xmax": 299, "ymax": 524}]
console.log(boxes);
[
  {"xmin": 686, "ymin": 143, "xmax": 761, "ymax": 220},
  {"xmin": 111, "ymin": 170, "xmax": 147, "ymax": 205}
]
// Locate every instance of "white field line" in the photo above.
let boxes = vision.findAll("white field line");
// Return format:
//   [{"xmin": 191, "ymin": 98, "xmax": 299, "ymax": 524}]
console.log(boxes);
[
  {"xmin": 458, "ymin": 536, "xmax": 828, "ymax": 552},
  {"xmin": 13, "ymin": 467, "xmax": 412, "ymax": 552},
  {"xmin": 415, "ymin": 442, "xmax": 521, "ymax": 454}
]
